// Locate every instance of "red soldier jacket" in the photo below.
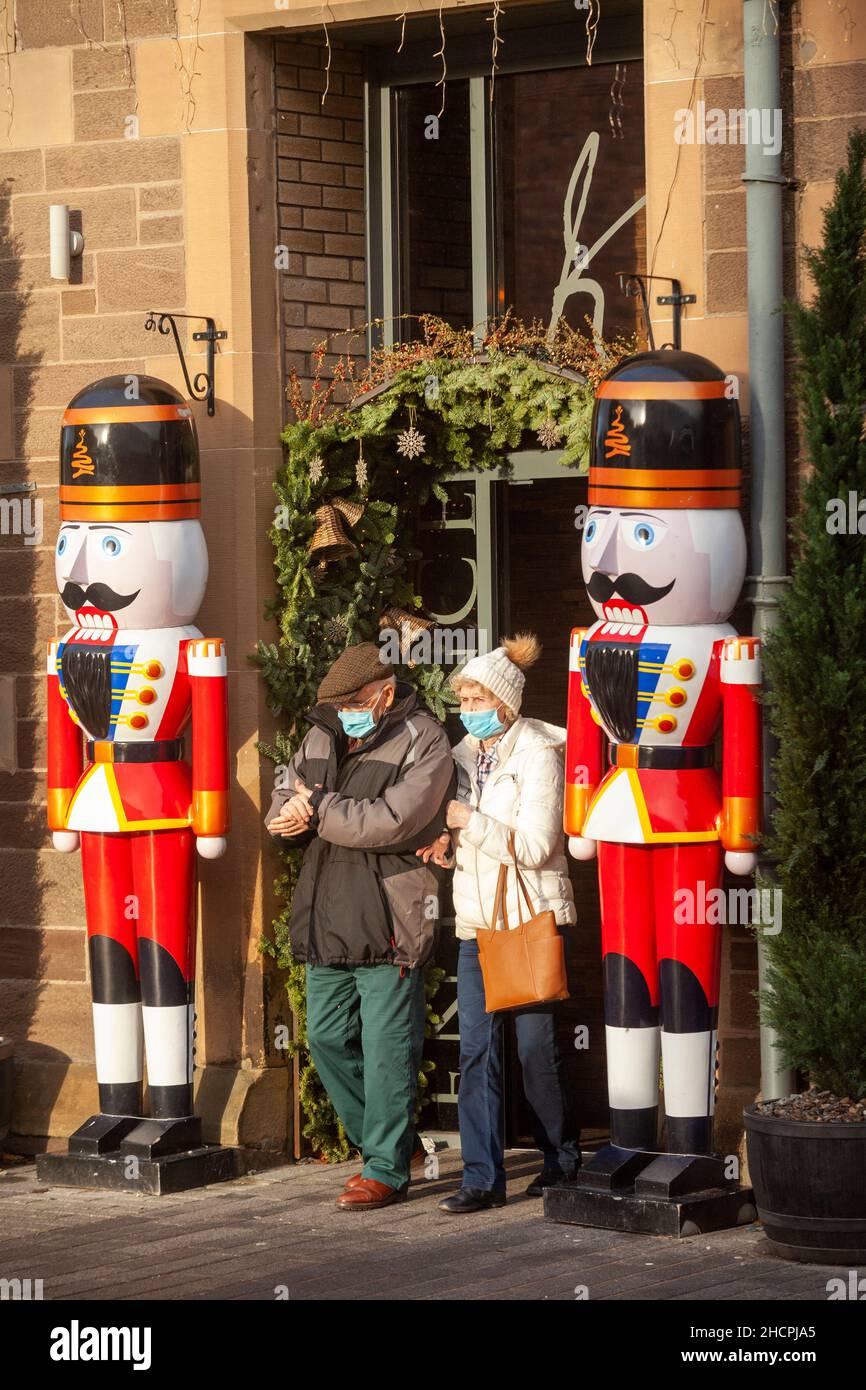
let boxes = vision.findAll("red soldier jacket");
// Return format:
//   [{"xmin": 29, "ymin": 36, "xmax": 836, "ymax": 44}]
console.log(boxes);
[
  {"xmin": 564, "ymin": 620, "xmax": 762, "ymax": 851},
  {"xmin": 47, "ymin": 623, "xmax": 230, "ymax": 836}
]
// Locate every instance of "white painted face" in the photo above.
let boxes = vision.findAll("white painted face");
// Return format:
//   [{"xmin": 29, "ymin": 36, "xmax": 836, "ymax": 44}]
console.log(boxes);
[
  {"xmin": 55, "ymin": 519, "xmax": 208, "ymax": 631},
  {"xmin": 581, "ymin": 507, "xmax": 747, "ymax": 626}
]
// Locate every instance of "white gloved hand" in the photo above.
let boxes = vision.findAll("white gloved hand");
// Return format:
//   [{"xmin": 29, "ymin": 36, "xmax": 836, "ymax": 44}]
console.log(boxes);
[
  {"xmin": 196, "ymin": 836, "xmax": 227, "ymax": 860},
  {"xmin": 568, "ymin": 835, "xmax": 598, "ymax": 861},
  {"xmin": 52, "ymin": 830, "xmax": 80, "ymax": 853},
  {"xmin": 725, "ymin": 850, "xmax": 757, "ymax": 876}
]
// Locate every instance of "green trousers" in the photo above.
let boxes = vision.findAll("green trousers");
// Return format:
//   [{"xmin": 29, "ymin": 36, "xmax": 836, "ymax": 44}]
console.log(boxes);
[{"xmin": 305, "ymin": 962, "xmax": 427, "ymax": 1189}]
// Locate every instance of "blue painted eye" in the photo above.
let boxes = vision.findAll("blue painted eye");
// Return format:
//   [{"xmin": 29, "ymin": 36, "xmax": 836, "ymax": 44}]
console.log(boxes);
[
  {"xmin": 57, "ymin": 534, "xmax": 68, "ymax": 556},
  {"xmin": 584, "ymin": 519, "xmax": 597, "ymax": 543},
  {"xmin": 101, "ymin": 534, "xmax": 123, "ymax": 557},
  {"xmin": 633, "ymin": 522, "xmax": 655, "ymax": 546}
]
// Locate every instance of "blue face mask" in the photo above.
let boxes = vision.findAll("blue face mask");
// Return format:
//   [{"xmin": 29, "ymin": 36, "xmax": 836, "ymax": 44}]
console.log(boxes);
[
  {"xmin": 338, "ymin": 690, "xmax": 384, "ymax": 740},
  {"xmin": 338, "ymin": 708, "xmax": 377, "ymax": 739},
  {"xmin": 460, "ymin": 708, "xmax": 505, "ymax": 740}
]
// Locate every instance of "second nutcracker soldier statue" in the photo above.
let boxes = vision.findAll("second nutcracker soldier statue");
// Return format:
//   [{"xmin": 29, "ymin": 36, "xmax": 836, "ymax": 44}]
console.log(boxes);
[
  {"xmin": 548, "ymin": 347, "xmax": 761, "ymax": 1235},
  {"xmin": 36, "ymin": 375, "xmax": 233, "ymax": 1193}
]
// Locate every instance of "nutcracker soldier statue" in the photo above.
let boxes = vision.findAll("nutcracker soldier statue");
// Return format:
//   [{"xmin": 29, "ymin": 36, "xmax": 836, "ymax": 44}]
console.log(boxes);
[
  {"xmin": 547, "ymin": 348, "xmax": 761, "ymax": 1235},
  {"xmin": 36, "ymin": 376, "xmax": 234, "ymax": 1193}
]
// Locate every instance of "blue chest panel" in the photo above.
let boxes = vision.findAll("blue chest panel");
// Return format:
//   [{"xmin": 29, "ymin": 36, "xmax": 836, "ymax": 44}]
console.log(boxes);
[
  {"xmin": 56, "ymin": 639, "xmax": 139, "ymax": 740},
  {"xmin": 635, "ymin": 642, "xmax": 672, "ymax": 731},
  {"xmin": 580, "ymin": 635, "xmax": 672, "ymax": 742}
]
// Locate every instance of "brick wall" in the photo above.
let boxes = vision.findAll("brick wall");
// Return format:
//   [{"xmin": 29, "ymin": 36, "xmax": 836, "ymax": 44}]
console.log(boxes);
[{"xmin": 274, "ymin": 37, "xmax": 368, "ymax": 398}]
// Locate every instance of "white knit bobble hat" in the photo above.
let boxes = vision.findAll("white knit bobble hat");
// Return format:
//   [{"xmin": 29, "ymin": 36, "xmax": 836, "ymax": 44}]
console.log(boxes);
[{"xmin": 455, "ymin": 646, "xmax": 525, "ymax": 716}]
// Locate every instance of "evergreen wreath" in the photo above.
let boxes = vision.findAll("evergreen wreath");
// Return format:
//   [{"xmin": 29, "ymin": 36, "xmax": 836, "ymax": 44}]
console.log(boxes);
[{"xmin": 257, "ymin": 313, "xmax": 637, "ymax": 1158}]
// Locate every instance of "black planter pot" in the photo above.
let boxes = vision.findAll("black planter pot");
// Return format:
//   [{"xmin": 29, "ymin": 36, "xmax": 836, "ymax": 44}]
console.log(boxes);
[{"xmin": 744, "ymin": 1102, "xmax": 866, "ymax": 1264}]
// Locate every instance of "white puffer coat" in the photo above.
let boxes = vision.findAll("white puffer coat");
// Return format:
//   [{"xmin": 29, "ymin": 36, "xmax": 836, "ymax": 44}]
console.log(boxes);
[{"xmin": 451, "ymin": 717, "xmax": 577, "ymax": 940}]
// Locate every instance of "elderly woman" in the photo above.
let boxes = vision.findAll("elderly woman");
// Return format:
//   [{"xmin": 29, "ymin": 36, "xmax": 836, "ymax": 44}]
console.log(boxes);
[{"xmin": 426, "ymin": 634, "xmax": 581, "ymax": 1213}]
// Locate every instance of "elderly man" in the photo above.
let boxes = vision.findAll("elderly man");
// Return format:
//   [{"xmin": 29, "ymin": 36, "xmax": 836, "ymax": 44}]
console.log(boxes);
[{"xmin": 266, "ymin": 641, "xmax": 455, "ymax": 1210}]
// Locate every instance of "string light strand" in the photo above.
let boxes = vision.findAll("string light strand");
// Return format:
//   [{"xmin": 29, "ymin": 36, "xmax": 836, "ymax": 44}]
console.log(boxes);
[
  {"xmin": 434, "ymin": 2, "xmax": 447, "ymax": 119},
  {"xmin": 322, "ymin": 6, "xmax": 332, "ymax": 106},
  {"xmin": 488, "ymin": 0, "xmax": 503, "ymax": 108}
]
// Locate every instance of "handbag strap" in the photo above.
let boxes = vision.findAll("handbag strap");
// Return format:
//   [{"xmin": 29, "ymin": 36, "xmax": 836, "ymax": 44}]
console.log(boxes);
[{"xmin": 489, "ymin": 832, "xmax": 536, "ymax": 930}]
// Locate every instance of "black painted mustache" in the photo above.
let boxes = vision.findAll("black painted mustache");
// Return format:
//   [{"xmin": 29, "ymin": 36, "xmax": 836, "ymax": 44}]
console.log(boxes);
[
  {"xmin": 60, "ymin": 581, "xmax": 141, "ymax": 612},
  {"xmin": 587, "ymin": 571, "xmax": 676, "ymax": 606}
]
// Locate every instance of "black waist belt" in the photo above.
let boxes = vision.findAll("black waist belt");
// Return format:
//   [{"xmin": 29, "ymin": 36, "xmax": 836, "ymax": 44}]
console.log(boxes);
[
  {"xmin": 608, "ymin": 742, "xmax": 715, "ymax": 770},
  {"xmin": 86, "ymin": 739, "xmax": 185, "ymax": 764}
]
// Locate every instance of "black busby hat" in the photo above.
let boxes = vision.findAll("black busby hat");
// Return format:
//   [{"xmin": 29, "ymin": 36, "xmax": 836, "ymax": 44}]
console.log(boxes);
[
  {"xmin": 60, "ymin": 375, "xmax": 199, "ymax": 522},
  {"xmin": 589, "ymin": 349, "xmax": 742, "ymax": 510}
]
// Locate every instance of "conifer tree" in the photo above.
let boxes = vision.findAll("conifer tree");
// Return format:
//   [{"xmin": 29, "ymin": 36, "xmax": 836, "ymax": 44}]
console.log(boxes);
[{"xmin": 761, "ymin": 129, "xmax": 866, "ymax": 1100}]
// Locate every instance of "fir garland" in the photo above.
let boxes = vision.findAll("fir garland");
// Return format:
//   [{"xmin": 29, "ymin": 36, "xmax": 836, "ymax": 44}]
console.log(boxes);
[{"xmin": 257, "ymin": 316, "xmax": 635, "ymax": 1157}]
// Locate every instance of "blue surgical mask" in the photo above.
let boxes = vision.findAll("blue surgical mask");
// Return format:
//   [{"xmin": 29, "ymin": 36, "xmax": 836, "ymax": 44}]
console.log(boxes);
[
  {"xmin": 460, "ymin": 708, "xmax": 505, "ymax": 740},
  {"xmin": 338, "ymin": 708, "xmax": 377, "ymax": 739},
  {"xmin": 338, "ymin": 689, "xmax": 384, "ymax": 740}
]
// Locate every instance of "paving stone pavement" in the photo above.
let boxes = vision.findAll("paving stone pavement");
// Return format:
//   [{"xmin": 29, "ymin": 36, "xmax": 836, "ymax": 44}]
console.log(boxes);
[{"xmin": 0, "ymin": 1149, "xmax": 844, "ymax": 1301}]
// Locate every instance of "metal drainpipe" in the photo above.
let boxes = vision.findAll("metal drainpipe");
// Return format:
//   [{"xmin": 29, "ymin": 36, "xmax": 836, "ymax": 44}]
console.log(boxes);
[{"xmin": 741, "ymin": 0, "xmax": 794, "ymax": 1100}]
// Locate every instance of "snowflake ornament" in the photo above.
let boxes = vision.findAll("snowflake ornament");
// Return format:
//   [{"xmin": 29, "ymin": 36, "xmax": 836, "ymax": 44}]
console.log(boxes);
[
  {"xmin": 309, "ymin": 453, "xmax": 325, "ymax": 483},
  {"xmin": 324, "ymin": 614, "xmax": 349, "ymax": 643},
  {"xmin": 537, "ymin": 417, "xmax": 562, "ymax": 450},
  {"xmin": 355, "ymin": 450, "xmax": 368, "ymax": 488},
  {"xmin": 396, "ymin": 426, "xmax": 426, "ymax": 460}
]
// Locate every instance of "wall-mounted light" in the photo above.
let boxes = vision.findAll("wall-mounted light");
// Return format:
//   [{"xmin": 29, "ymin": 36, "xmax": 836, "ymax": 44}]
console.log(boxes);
[{"xmin": 49, "ymin": 205, "xmax": 85, "ymax": 281}]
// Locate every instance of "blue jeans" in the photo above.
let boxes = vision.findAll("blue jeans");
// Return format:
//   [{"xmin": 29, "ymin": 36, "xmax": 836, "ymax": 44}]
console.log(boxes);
[{"xmin": 456, "ymin": 937, "xmax": 582, "ymax": 1192}]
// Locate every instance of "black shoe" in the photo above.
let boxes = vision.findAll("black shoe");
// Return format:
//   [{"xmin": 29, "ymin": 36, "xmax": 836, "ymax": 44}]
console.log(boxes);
[
  {"xmin": 438, "ymin": 1186, "xmax": 507, "ymax": 1213},
  {"xmin": 525, "ymin": 1168, "xmax": 579, "ymax": 1197}
]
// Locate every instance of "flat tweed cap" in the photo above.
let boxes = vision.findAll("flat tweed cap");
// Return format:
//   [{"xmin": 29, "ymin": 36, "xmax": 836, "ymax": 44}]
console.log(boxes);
[{"xmin": 316, "ymin": 641, "xmax": 395, "ymax": 703}]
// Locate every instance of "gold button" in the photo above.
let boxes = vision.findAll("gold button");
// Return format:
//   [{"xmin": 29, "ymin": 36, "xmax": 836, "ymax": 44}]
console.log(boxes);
[
  {"xmin": 674, "ymin": 659, "xmax": 695, "ymax": 680},
  {"xmin": 129, "ymin": 714, "xmax": 148, "ymax": 730},
  {"xmin": 145, "ymin": 660, "xmax": 163, "ymax": 679},
  {"xmin": 656, "ymin": 715, "xmax": 677, "ymax": 734},
  {"xmin": 666, "ymin": 687, "xmax": 687, "ymax": 707},
  {"xmin": 138, "ymin": 687, "xmax": 157, "ymax": 705}
]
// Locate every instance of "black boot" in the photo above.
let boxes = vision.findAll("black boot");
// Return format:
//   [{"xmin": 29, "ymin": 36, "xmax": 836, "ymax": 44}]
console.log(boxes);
[
  {"xmin": 438, "ymin": 1186, "xmax": 507, "ymax": 1213},
  {"xmin": 525, "ymin": 1168, "xmax": 579, "ymax": 1197}
]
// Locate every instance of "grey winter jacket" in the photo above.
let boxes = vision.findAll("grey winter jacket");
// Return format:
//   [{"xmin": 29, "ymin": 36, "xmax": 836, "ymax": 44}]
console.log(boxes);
[{"xmin": 264, "ymin": 683, "xmax": 456, "ymax": 969}]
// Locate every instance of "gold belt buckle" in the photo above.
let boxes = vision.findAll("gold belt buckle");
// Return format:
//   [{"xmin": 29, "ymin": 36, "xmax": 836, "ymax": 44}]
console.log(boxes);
[
  {"xmin": 92, "ymin": 741, "xmax": 114, "ymax": 764},
  {"xmin": 616, "ymin": 744, "xmax": 639, "ymax": 769}
]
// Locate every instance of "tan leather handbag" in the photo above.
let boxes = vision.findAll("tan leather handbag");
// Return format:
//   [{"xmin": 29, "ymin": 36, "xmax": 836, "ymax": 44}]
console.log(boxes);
[{"xmin": 475, "ymin": 832, "xmax": 570, "ymax": 1013}]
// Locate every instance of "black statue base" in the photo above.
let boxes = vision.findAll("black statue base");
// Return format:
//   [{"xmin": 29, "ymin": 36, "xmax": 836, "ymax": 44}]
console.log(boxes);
[
  {"xmin": 544, "ymin": 1144, "xmax": 757, "ymax": 1238},
  {"xmin": 35, "ymin": 1113, "xmax": 237, "ymax": 1196}
]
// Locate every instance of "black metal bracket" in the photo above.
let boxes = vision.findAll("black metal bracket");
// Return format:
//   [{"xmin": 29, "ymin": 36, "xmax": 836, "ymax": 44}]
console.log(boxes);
[
  {"xmin": 143, "ymin": 312, "xmax": 227, "ymax": 416},
  {"xmin": 617, "ymin": 274, "xmax": 697, "ymax": 352}
]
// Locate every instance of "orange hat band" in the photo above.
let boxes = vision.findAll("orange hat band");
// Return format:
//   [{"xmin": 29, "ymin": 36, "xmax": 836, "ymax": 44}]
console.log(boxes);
[
  {"xmin": 60, "ymin": 501, "xmax": 201, "ymax": 521},
  {"xmin": 589, "ymin": 465, "xmax": 741, "ymax": 509},
  {"xmin": 62, "ymin": 404, "xmax": 194, "ymax": 425},
  {"xmin": 596, "ymin": 381, "xmax": 729, "ymax": 400},
  {"xmin": 60, "ymin": 481, "xmax": 200, "ymax": 522},
  {"xmin": 587, "ymin": 485, "xmax": 741, "ymax": 509}
]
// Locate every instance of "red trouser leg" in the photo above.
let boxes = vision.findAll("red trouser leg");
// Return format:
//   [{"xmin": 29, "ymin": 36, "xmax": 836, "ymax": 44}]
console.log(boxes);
[
  {"xmin": 131, "ymin": 828, "xmax": 197, "ymax": 1119},
  {"xmin": 80, "ymin": 832, "xmax": 143, "ymax": 1115},
  {"xmin": 597, "ymin": 842, "xmax": 660, "ymax": 1150},
  {"xmin": 653, "ymin": 842, "xmax": 724, "ymax": 1155}
]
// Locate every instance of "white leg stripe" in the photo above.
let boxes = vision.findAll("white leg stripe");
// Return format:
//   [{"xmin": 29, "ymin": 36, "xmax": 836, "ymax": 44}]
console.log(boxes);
[
  {"xmin": 92, "ymin": 1002, "xmax": 143, "ymax": 1084},
  {"xmin": 660, "ymin": 1029, "xmax": 716, "ymax": 1117},
  {"xmin": 142, "ymin": 1004, "xmax": 193, "ymax": 1087},
  {"xmin": 605, "ymin": 1025, "xmax": 660, "ymax": 1110}
]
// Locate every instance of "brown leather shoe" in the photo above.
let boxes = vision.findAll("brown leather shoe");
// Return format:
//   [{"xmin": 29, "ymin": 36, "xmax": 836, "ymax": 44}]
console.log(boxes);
[
  {"xmin": 343, "ymin": 1147, "xmax": 426, "ymax": 1191},
  {"xmin": 337, "ymin": 1177, "xmax": 408, "ymax": 1211}
]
